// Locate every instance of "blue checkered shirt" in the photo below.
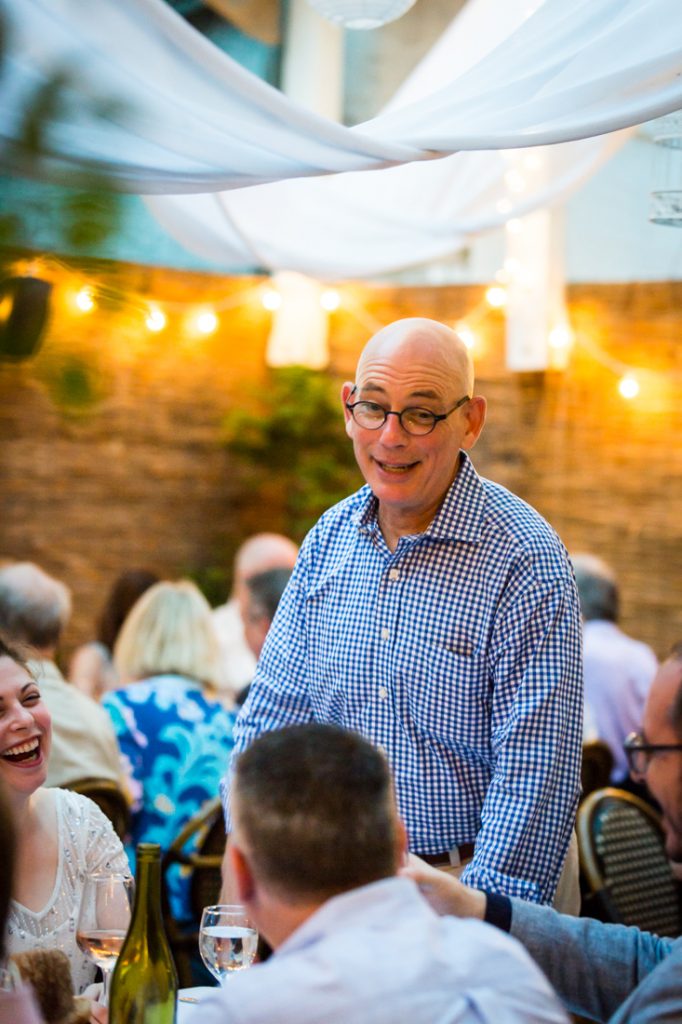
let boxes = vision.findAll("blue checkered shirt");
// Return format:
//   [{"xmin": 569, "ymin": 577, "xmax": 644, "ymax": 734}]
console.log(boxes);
[{"xmin": 223, "ymin": 453, "xmax": 583, "ymax": 903}]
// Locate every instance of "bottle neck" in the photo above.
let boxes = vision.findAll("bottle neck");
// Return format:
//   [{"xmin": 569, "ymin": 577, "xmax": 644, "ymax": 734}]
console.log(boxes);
[{"xmin": 133, "ymin": 853, "xmax": 164, "ymax": 929}]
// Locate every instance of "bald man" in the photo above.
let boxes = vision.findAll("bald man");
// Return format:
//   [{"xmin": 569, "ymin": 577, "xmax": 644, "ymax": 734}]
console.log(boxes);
[
  {"xmin": 212, "ymin": 533, "xmax": 299, "ymax": 698},
  {"xmin": 223, "ymin": 319, "xmax": 582, "ymax": 908}
]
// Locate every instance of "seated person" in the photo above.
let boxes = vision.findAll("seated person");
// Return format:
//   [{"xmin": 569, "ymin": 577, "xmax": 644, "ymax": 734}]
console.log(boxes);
[
  {"xmin": 0, "ymin": 562, "xmax": 124, "ymax": 789},
  {"xmin": 0, "ymin": 633, "xmax": 129, "ymax": 996},
  {"xmin": 198, "ymin": 724, "xmax": 568, "ymax": 1024},
  {"xmin": 403, "ymin": 643, "xmax": 682, "ymax": 1024},
  {"xmin": 235, "ymin": 567, "xmax": 292, "ymax": 708},
  {"xmin": 102, "ymin": 580, "xmax": 234, "ymax": 923},
  {"xmin": 69, "ymin": 568, "xmax": 159, "ymax": 701}
]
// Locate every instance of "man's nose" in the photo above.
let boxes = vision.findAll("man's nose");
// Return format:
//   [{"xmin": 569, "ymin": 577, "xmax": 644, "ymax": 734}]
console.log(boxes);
[{"xmin": 378, "ymin": 411, "xmax": 409, "ymax": 444}]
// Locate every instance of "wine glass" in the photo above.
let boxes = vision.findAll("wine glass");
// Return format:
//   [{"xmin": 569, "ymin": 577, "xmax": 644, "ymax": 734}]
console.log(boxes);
[
  {"xmin": 199, "ymin": 904, "xmax": 258, "ymax": 983},
  {"xmin": 76, "ymin": 871, "xmax": 134, "ymax": 1006}
]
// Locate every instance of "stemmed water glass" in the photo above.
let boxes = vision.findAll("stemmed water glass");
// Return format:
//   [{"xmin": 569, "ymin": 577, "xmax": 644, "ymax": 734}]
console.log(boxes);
[
  {"xmin": 199, "ymin": 904, "xmax": 258, "ymax": 983},
  {"xmin": 76, "ymin": 871, "xmax": 134, "ymax": 1006}
]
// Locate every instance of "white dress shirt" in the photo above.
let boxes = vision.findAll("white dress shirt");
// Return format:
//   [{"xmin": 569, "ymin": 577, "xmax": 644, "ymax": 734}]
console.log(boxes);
[
  {"xmin": 212, "ymin": 598, "xmax": 256, "ymax": 698},
  {"xmin": 583, "ymin": 620, "xmax": 658, "ymax": 780},
  {"xmin": 191, "ymin": 877, "xmax": 568, "ymax": 1024}
]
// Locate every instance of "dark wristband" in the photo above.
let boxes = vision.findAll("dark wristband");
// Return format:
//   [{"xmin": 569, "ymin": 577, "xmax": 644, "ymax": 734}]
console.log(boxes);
[{"xmin": 484, "ymin": 892, "xmax": 512, "ymax": 932}]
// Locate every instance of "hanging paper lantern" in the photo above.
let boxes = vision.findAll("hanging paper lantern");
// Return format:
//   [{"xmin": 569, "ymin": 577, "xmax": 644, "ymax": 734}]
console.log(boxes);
[{"xmin": 305, "ymin": 0, "xmax": 418, "ymax": 29}]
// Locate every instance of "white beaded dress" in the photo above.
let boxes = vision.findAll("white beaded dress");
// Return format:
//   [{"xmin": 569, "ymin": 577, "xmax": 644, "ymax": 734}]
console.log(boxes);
[{"xmin": 6, "ymin": 789, "xmax": 129, "ymax": 994}]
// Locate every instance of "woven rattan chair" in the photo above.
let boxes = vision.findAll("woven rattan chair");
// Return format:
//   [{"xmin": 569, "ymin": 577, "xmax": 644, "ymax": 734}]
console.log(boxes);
[
  {"xmin": 162, "ymin": 796, "xmax": 226, "ymax": 986},
  {"xmin": 580, "ymin": 740, "xmax": 614, "ymax": 801},
  {"xmin": 578, "ymin": 786, "xmax": 682, "ymax": 937},
  {"xmin": 65, "ymin": 776, "xmax": 131, "ymax": 840}
]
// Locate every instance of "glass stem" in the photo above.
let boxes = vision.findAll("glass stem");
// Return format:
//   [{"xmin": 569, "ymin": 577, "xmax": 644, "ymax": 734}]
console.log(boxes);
[{"xmin": 101, "ymin": 967, "xmax": 112, "ymax": 1008}]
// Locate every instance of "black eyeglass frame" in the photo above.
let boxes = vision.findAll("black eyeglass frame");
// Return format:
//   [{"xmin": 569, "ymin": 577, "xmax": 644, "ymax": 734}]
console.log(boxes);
[
  {"xmin": 345, "ymin": 388, "xmax": 470, "ymax": 437},
  {"xmin": 623, "ymin": 731, "xmax": 682, "ymax": 775}
]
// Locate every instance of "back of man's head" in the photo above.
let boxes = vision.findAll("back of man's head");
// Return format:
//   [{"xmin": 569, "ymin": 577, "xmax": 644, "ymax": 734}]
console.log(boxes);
[
  {"xmin": 0, "ymin": 562, "xmax": 71, "ymax": 651},
  {"xmin": 232, "ymin": 724, "xmax": 401, "ymax": 903},
  {"xmin": 234, "ymin": 534, "xmax": 298, "ymax": 590},
  {"xmin": 571, "ymin": 552, "xmax": 619, "ymax": 622}
]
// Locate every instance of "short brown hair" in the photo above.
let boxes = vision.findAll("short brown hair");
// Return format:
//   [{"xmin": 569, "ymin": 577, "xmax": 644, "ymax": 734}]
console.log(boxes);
[{"xmin": 232, "ymin": 724, "xmax": 398, "ymax": 902}]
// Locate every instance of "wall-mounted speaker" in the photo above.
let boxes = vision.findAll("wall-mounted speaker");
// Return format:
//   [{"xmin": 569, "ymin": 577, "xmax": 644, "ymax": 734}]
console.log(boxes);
[{"xmin": 0, "ymin": 276, "xmax": 53, "ymax": 362}]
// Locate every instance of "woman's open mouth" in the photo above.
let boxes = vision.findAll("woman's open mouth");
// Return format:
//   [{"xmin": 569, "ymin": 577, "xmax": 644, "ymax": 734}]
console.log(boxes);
[{"xmin": 1, "ymin": 737, "xmax": 42, "ymax": 766}]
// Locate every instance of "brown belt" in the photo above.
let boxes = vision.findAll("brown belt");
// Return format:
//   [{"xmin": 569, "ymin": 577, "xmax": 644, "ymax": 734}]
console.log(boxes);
[{"xmin": 417, "ymin": 843, "xmax": 475, "ymax": 868}]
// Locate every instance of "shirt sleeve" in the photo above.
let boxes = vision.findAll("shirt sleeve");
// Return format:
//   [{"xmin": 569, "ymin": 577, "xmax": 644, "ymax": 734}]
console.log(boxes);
[
  {"xmin": 460, "ymin": 572, "xmax": 583, "ymax": 903},
  {"xmin": 222, "ymin": 556, "xmax": 315, "ymax": 831},
  {"xmin": 508, "ymin": 897, "xmax": 676, "ymax": 1022}
]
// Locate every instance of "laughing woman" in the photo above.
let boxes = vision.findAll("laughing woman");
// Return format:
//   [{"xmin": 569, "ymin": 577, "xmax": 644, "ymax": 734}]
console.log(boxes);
[{"xmin": 0, "ymin": 634, "xmax": 129, "ymax": 995}]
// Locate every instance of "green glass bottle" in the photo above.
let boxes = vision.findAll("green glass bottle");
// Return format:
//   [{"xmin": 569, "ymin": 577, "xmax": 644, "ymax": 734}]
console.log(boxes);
[{"xmin": 109, "ymin": 843, "xmax": 178, "ymax": 1024}]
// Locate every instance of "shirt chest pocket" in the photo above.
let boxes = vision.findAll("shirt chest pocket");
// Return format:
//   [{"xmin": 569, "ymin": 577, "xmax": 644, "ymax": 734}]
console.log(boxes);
[{"xmin": 398, "ymin": 638, "xmax": 491, "ymax": 750}]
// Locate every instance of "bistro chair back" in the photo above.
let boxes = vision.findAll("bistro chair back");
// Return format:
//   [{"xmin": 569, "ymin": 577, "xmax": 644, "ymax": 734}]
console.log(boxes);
[
  {"xmin": 65, "ymin": 776, "xmax": 131, "ymax": 840},
  {"xmin": 162, "ymin": 796, "xmax": 225, "ymax": 986},
  {"xmin": 578, "ymin": 787, "xmax": 682, "ymax": 937}
]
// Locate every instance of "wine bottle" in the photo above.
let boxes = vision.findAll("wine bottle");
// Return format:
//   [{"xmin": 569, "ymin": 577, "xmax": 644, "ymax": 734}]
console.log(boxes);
[{"xmin": 109, "ymin": 843, "xmax": 178, "ymax": 1024}]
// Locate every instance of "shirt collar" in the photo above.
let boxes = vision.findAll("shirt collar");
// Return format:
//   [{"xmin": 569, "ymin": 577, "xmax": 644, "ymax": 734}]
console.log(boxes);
[
  {"xmin": 353, "ymin": 451, "xmax": 486, "ymax": 545},
  {"xmin": 276, "ymin": 877, "xmax": 426, "ymax": 958}
]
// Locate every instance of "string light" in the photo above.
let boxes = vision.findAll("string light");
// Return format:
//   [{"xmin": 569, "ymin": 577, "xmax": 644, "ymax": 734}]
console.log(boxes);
[
  {"xmin": 618, "ymin": 375, "xmax": 640, "ymax": 400},
  {"xmin": 74, "ymin": 286, "xmax": 95, "ymax": 313},
  {"xmin": 261, "ymin": 287, "xmax": 282, "ymax": 312},
  {"xmin": 193, "ymin": 309, "xmax": 219, "ymax": 336},
  {"xmin": 320, "ymin": 289, "xmax": 341, "ymax": 312},
  {"xmin": 145, "ymin": 306, "xmax": 167, "ymax": 333},
  {"xmin": 485, "ymin": 285, "xmax": 507, "ymax": 309},
  {"xmin": 548, "ymin": 325, "xmax": 573, "ymax": 350}
]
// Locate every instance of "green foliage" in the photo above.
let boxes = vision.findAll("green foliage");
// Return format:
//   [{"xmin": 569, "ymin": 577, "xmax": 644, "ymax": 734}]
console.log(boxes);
[{"xmin": 222, "ymin": 367, "xmax": 362, "ymax": 540}]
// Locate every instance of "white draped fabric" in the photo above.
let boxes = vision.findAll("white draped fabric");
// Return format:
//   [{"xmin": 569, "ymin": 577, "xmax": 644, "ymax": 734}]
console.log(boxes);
[{"xmin": 2, "ymin": 0, "xmax": 682, "ymax": 276}]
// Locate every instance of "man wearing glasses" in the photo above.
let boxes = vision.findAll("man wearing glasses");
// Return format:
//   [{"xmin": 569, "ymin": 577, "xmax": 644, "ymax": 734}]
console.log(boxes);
[
  {"xmin": 405, "ymin": 644, "xmax": 682, "ymax": 1023},
  {"xmin": 223, "ymin": 317, "xmax": 582, "ymax": 909}
]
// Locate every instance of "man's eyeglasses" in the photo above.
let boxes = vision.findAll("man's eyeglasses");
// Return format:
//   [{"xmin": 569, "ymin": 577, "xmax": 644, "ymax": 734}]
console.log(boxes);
[
  {"xmin": 345, "ymin": 389, "xmax": 470, "ymax": 437},
  {"xmin": 623, "ymin": 731, "xmax": 682, "ymax": 775}
]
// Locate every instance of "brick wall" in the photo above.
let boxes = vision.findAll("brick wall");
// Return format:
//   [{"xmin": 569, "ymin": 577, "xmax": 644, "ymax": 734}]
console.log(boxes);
[{"xmin": 1, "ymin": 262, "xmax": 680, "ymax": 660}]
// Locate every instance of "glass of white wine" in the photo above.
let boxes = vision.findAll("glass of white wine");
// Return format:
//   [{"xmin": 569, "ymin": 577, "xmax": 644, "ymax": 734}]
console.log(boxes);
[
  {"xmin": 76, "ymin": 871, "xmax": 135, "ymax": 1006},
  {"xmin": 199, "ymin": 904, "xmax": 258, "ymax": 983}
]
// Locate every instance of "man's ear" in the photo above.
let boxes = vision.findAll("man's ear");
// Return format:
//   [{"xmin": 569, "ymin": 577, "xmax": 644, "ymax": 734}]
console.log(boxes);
[
  {"xmin": 228, "ymin": 841, "xmax": 256, "ymax": 904},
  {"xmin": 460, "ymin": 395, "xmax": 487, "ymax": 451},
  {"xmin": 395, "ymin": 816, "xmax": 409, "ymax": 869},
  {"xmin": 341, "ymin": 381, "xmax": 355, "ymax": 439}
]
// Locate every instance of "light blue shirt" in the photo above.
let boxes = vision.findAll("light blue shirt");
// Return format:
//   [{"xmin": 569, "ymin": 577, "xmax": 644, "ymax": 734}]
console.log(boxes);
[
  {"xmin": 224, "ymin": 454, "xmax": 583, "ymax": 903},
  {"xmin": 191, "ymin": 877, "xmax": 568, "ymax": 1024}
]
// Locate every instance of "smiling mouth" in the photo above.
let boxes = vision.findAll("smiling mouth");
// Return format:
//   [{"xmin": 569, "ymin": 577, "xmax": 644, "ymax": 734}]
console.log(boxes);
[
  {"xmin": 1, "ymin": 737, "xmax": 41, "ymax": 765},
  {"xmin": 374, "ymin": 460, "xmax": 418, "ymax": 474}
]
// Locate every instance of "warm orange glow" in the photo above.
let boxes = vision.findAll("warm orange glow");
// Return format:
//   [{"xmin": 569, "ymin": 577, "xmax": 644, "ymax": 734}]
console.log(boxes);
[
  {"xmin": 618, "ymin": 375, "xmax": 640, "ymax": 400},
  {"xmin": 194, "ymin": 309, "xmax": 219, "ymax": 335},
  {"xmin": 548, "ymin": 325, "xmax": 573, "ymax": 350},
  {"xmin": 454, "ymin": 323, "xmax": 477, "ymax": 349}
]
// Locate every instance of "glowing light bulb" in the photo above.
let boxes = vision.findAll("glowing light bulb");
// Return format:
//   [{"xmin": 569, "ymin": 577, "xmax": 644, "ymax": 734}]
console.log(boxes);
[
  {"xmin": 548, "ymin": 325, "xmax": 573, "ymax": 350},
  {"xmin": 618, "ymin": 375, "xmax": 640, "ymax": 400},
  {"xmin": 145, "ymin": 307, "xmax": 167, "ymax": 333},
  {"xmin": 196, "ymin": 310, "xmax": 218, "ymax": 335},
  {"xmin": 261, "ymin": 288, "xmax": 282, "ymax": 311},
  {"xmin": 75, "ymin": 286, "xmax": 95, "ymax": 313},
  {"xmin": 486, "ymin": 286, "xmax": 507, "ymax": 309},
  {"xmin": 320, "ymin": 289, "xmax": 340, "ymax": 312},
  {"xmin": 455, "ymin": 323, "xmax": 476, "ymax": 349}
]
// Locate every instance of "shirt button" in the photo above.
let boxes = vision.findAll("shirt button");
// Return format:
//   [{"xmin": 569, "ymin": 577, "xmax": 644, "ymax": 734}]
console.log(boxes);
[
  {"xmin": 378, "ymin": 686, "xmax": 388, "ymax": 700},
  {"xmin": 389, "ymin": 568, "xmax": 400, "ymax": 581},
  {"xmin": 381, "ymin": 627, "xmax": 390, "ymax": 641}
]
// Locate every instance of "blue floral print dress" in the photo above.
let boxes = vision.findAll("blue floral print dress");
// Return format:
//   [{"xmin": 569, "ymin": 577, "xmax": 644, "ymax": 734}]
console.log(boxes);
[{"xmin": 102, "ymin": 674, "xmax": 234, "ymax": 922}]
